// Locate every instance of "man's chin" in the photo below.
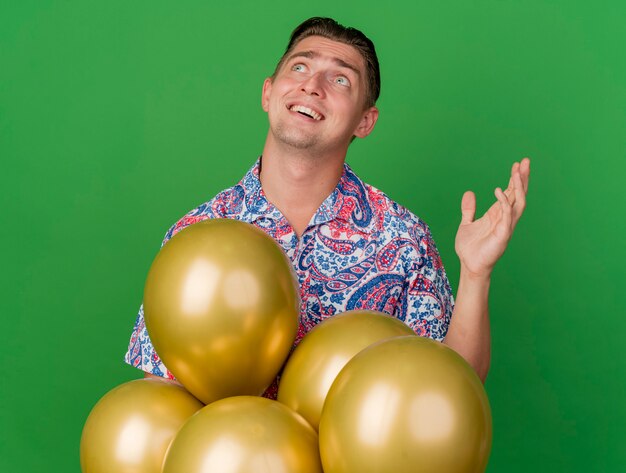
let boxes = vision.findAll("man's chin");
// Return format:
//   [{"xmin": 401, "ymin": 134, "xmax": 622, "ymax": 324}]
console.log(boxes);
[{"xmin": 272, "ymin": 128, "xmax": 320, "ymax": 150}]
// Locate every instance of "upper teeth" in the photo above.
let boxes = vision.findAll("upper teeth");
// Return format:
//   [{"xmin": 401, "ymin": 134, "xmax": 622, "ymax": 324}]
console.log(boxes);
[{"xmin": 290, "ymin": 105, "xmax": 322, "ymax": 121}]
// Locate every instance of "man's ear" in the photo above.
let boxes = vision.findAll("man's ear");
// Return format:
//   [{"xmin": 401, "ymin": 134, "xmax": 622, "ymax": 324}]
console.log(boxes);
[
  {"xmin": 261, "ymin": 78, "xmax": 272, "ymax": 112},
  {"xmin": 353, "ymin": 106, "xmax": 379, "ymax": 139}
]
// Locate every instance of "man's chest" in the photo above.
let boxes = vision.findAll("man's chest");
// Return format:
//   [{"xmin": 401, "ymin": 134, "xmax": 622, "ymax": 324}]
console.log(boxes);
[{"xmin": 274, "ymin": 225, "xmax": 415, "ymax": 328}]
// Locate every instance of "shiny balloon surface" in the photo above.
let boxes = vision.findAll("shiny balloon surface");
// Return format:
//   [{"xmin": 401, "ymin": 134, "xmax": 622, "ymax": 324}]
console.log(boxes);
[
  {"xmin": 278, "ymin": 310, "xmax": 415, "ymax": 430},
  {"xmin": 80, "ymin": 379, "xmax": 203, "ymax": 473},
  {"xmin": 319, "ymin": 336, "xmax": 492, "ymax": 473},
  {"xmin": 162, "ymin": 396, "xmax": 323, "ymax": 473},
  {"xmin": 143, "ymin": 219, "xmax": 299, "ymax": 404}
]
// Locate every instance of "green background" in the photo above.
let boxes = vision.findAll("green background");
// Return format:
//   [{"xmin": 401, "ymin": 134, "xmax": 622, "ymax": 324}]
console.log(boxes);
[{"xmin": 1, "ymin": 1, "xmax": 624, "ymax": 471}]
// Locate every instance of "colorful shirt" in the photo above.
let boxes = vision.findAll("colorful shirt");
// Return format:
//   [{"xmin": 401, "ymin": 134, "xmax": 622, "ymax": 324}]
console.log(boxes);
[{"xmin": 124, "ymin": 158, "xmax": 454, "ymax": 379}]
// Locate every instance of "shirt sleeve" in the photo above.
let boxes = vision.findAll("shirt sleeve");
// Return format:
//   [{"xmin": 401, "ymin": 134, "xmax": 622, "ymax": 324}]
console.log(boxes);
[
  {"xmin": 122, "ymin": 206, "xmax": 220, "ymax": 377},
  {"xmin": 124, "ymin": 303, "xmax": 175, "ymax": 378},
  {"xmin": 400, "ymin": 222, "xmax": 454, "ymax": 341}
]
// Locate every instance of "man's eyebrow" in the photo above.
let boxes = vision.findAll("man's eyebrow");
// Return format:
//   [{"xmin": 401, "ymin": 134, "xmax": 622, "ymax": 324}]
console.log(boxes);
[{"xmin": 286, "ymin": 50, "xmax": 361, "ymax": 76}]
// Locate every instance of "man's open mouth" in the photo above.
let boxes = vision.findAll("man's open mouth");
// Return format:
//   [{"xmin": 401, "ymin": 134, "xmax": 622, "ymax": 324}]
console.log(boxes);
[{"xmin": 289, "ymin": 105, "xmax": 323, "ymax": 121}]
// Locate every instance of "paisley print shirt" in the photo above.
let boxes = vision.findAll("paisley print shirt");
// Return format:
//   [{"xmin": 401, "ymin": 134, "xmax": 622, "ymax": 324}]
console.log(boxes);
[{"xmin": 125, "ymin": 158, "xmax": 454, "ymax": 379}]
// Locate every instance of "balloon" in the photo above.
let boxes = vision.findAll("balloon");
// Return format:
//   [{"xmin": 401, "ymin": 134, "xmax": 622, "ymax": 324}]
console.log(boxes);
[
  {"xmin": 143, "ymin": 219, "xmax": 299, "ymax": 404},
  {"xmin": 278, "ymin": 310, "xmax": 415, "ymax": 430},
  {"xmin": 319, "ymin": 336, "xmax": 492, "ymax": 473},
  {"xmin": 162, "ymin": 396, "xmax": 323, "ymax": 473},
  {"xmin": 80, "ymin": 378, "xmax": 203, "ymax": 473}
]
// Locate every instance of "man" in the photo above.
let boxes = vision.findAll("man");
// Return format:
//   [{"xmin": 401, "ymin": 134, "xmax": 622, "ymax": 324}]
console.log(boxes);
[{"xmin": 125, "ymin": 17, "xmax": 530, "ymax": 387}]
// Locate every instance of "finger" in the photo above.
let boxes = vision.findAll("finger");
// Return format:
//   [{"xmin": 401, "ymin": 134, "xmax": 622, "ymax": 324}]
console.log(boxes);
[
  {"xmin": 507, "ymin": 162, "xmax": 518, "ymax": 189},
  {"xmin": 504, "ymin": 162, "xmax": 519, "ymax": 203},
  {"xmin": 511, "ymin": 161, "xmax": 519, "ymax": 179},
  {"xmin": 519, "ymin": 157, "xmax": 531, "ymax": 193},
  {"xmin": 505, "ymin": 176, "xmax": 514, "ymax": 198},
  {"xmin": 495, "ymin": 187, "xmax": 512, "ymax": 236},
  {"xmin": 460, "ymin": 190, "xmax": 476, "ymax": 224},
  {"xmin": 512, "ymin": 169, "xmax": 527, "ymax": 221},
  {"xmin": 504, "ymin": 185, "xmax": 516, "ymax": 206}
]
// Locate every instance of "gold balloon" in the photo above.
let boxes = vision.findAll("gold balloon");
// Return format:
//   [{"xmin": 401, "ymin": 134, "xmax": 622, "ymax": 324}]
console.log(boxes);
[
  {"xmin": 80, "ymin": 378, "xmax": 203, "ymax": 473},
  {"xmin": 319, "ymin": 336, "xmax": 492, "ymax": 473},
  {"xmin": 162, "ymin": 396, "xmax": 323, "ymax": 473},
  {"xmin": 143, "ymin": 219, "xmax": 299, "ymax": 404},
  {"xmin": 278, "ymin": 310, "xmax": 415, "ymax": 430}
]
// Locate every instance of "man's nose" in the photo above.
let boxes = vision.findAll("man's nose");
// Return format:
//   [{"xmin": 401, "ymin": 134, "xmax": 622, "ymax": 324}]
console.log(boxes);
[{"xmin": 300, "ymin": 72, "xmax": 325, "ymax": 97}]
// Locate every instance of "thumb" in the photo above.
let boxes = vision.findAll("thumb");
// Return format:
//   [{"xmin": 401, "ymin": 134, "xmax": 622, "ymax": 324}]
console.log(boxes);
[{"xmin": 460, "ymin": 191, "xmax": 476, "ymax": 224}]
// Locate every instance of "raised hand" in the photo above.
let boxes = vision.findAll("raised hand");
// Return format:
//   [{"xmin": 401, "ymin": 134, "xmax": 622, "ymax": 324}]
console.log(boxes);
[{"xmin": 454, "ymin": 158, "xmax": 530, "ymax": 278}]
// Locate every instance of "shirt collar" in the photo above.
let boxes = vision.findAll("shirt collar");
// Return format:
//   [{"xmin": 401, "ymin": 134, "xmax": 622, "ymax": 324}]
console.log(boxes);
[
  {"xmin": 315, "ymin": 162, "xmax": 373, "ymax": 230},
  {"xmin": 236, "ymin": 158, "xmax": 283, "ymax": 224},
  {"xmin": 238, "ymin": 157, "xmax": 372, "ymax": 231}
]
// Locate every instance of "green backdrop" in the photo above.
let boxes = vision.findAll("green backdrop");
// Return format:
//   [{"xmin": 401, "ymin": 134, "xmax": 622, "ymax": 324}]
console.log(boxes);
[{"xmin": 1, "ymin": 1, "xmax": 624, "ymax": 471}]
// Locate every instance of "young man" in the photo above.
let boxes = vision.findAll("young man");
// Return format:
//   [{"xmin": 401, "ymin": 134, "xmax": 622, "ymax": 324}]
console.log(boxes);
[{"xmin": 125, "ymin": 17, "xmax": 530, "ymax": 386}]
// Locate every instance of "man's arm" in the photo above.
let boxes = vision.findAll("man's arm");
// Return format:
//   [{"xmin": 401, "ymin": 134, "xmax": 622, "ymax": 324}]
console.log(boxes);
[{"xmin": 443, "ymin": 158, "xmax": 530, "ymax": 382}]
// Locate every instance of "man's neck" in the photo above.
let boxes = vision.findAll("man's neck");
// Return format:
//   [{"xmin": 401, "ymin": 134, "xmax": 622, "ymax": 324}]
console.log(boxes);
[{"xmin": 259, "ymin": 134, "xmax": 346, "ymax": 238}]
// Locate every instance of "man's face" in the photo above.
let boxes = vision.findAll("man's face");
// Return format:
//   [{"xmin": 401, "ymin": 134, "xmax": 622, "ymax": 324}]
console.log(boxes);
[{"xmin": 262, "ymin": 36, "xmax": 378, "ymax": 155}]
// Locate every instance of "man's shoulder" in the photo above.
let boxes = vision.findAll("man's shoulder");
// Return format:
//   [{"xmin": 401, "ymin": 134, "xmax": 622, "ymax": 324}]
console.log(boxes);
[
  {"xmin": 159, "ymin": 159, "xmax": 265, "ymax": 244},
  {"xmin": 161, "ymin": 184, "xmax": 245, "ymax": 243}
]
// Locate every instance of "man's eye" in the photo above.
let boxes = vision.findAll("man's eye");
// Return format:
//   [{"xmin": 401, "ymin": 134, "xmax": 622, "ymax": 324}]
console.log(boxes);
[
  {"xmin": 292, "ymin": 64, "xmax": 306, "ymax": 72},
  {"xmin": 335, "ymin": 76, "xmax": 350, "ymax": 86}
]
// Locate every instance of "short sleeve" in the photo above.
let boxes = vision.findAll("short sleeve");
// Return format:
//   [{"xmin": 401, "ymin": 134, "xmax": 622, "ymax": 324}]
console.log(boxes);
[
  {"xmin": 124, "ymin": 304, "xmax": 175, "ymax": 378},
  {"xmin": 400, "ymin": 224, "xmax": 454, "ymax": 341},
  {"xmin": 123, "ymin": 206, "xmax": 218, "ymax": 377}
]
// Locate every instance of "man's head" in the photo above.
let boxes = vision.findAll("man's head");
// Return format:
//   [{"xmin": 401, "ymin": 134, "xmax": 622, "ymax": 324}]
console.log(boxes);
[
  {"xmin": 272, "ymin": 17, "xmax": 380, "ymax": 109},
  {"xmin": 261, "ymin": 18, "xmax": 380, "ymax": 155}
]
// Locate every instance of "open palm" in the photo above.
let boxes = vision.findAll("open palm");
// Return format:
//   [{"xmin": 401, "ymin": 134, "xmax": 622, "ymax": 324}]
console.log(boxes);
[{"xmin": 455, "ymin": 159, "xmax": 530, "ymax": 278}]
